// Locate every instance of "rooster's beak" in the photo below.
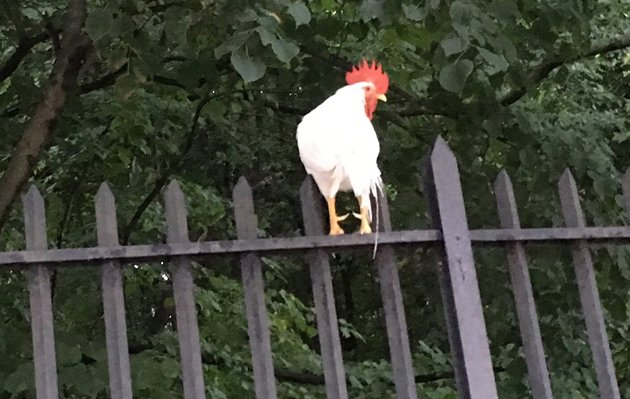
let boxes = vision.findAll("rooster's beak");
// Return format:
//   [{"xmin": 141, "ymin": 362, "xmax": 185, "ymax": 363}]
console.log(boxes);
[{"xmin": 377, "ymin": 94, "xmax": 387, "ymax": 102}]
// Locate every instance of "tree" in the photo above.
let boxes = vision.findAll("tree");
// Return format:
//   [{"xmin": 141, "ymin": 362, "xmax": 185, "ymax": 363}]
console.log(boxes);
[{"xmin": 0, "ymin": 0, "xmax": 628, "ymax": 397}]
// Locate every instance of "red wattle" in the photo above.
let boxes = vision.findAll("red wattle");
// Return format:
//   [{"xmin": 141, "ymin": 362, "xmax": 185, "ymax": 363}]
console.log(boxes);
[{"xmin": 365, "ymin": 98, "xmax": 377, "ymax": 120}]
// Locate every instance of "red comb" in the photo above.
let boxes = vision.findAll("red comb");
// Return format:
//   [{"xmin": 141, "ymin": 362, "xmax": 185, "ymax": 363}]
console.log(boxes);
[{"xmin": 345, "ymin": 60, "xmax": 389, "ymax": 94}]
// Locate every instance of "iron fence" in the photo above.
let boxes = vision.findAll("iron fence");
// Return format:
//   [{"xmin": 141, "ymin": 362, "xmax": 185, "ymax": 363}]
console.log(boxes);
[{"xmin": 0, "ymin": 137, "xmax": 623, "ymax": 399}]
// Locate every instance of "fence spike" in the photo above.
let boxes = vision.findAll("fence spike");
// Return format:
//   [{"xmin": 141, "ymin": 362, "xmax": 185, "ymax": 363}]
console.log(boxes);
[
  {"xmin": 22, "ymin": 186, "xmax": 59, "ymax": 399},
  {"xmin": 300, "ymin": 176, "xmax": 348, "ymax": 399},
  {"xmin": 164, "ymin": 181, "xmax": 206, "ymax": 399},
  {"xmin": 95, "ymin": 183, "xmax": 133, "ymax": 399},
  {"xmin": 494, "ymin": 170, "xmax": 520, "ymax": 228},
  {"xmin": 558, "ymin": 169, "xmax": 585, "ymax": 227},
  {"xmin": 24, "ymin": 186, "xmax": 47, "ymax": 250},
  {"xmin": 234, "ymin": 177, "xmax": 257, "ymax": 239},
  {"xmin": 494, "ymin": 171, "xmax": 553, "ymax": 399},
  {"xmin": 165, "ymin": 180, "xmax": 189, "ymax": 243},
  {"xmin": 424, "ymin": 136, "xmax": 498, "ymax": 399},
  {"xmin": 558, "ymin": 169, "xmax": 620, "ymax": 399},
  {"xmin": 373, "ymin": 187, "xmax": 418, "ymax": 399},
  {"xmin": 233, "ymin": 176, "xmax": 277, "ymax": 399},
  {"xmin": 299, "ymin": 177, "xmax": 325, "ymax": 235},
  {"xmin": 620, "ymin": 168, "xmax": 630, "ymax": 219},
  {"xmin": 96, "ymin": 183, "xmax": 119, "ymax": 246}
]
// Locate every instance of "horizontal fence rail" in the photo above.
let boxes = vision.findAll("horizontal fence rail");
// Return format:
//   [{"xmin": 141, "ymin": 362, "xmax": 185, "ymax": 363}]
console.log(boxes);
[
  {"xmin": 1, "ymin": 136, "xmax": 623, "ymax": 399},
  {"xmin": 3, "ymin": 227, "xmax": 630, "ymax": 266}
]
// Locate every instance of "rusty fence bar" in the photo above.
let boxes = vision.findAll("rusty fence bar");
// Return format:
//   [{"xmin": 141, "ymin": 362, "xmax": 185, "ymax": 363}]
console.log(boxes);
[
  {"xmin": 494, "ymin": 171, "xmax": 553, "ymax": 399},
  {"xmin": 164, "ymin": 181, "xmax": 207, "ymax": 399},
  {"xmin": 95, "ymin": 183, "xmax": 133, "ymax": 399},
  {"xmin": 300, "ymin": 177, "xmax": 349, "ymax": 399},
  {"xmin": 424, "ymin": 137, "xmax": 498, "ymax": 398},
  {"xmin": 233, "ymin": 177, "xmax": 278, "ymax": 399},
  {"xmin": 558, "ymin": 170, "xmax": 620, "ymax": 399},
  {"xmin": 23, "ymin": 186, "xmax": 59, "ymax": 399},
  {"xmin": 373, "ymin": 188, "xmax": 418, "ymax": 399}
]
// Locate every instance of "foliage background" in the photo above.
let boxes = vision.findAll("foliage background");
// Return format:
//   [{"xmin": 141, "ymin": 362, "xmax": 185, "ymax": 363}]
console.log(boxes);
[{"xmin": 0, "ymin": 0, "xmax": 629, "ymax": 397}]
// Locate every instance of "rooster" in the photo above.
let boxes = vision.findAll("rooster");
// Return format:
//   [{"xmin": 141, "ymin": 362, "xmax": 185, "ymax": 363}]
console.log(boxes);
[{"xmin": 296, "ymin": 60, "xmax": 388, "ymax": 236}]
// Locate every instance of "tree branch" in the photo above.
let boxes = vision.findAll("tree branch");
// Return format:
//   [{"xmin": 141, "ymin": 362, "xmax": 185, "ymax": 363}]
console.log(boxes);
[
  {"xmin": 501, "ymin": 31, "xmax": 630, "ymax": 106},
  {"xmin": 79, "ymin": 63, "xmax": 127, "ymax": 94},
  {"xmin": 0, "ymin": 0, "xmax": 90, "ymax": 231},
  {"xmin": 120, "ymin": 90, "xmax": 215, "ymax": 244},
  {"xmin": 0, "ymin": 32, "xmax": 50, "ymax": 83},
  {"xmin": 118, "ymin": 83, "xmax": 292, "ymax": 242},
  {"xmin": 153, "ymin": 74, "xmax": 188, "ymax": 90},
  {"xmin": 263, "ymin": 100, "xmax": 309, "ymax": 115}
]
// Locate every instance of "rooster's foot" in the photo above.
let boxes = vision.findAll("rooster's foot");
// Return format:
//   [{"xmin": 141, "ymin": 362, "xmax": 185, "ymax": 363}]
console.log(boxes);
[
  {"xmin": 354, "ymin": 195, "xmax": 373, "ymax": 234},
  {"xmin": 329, "ymin": 213, "xmax": 348, "ymax": 235},
  {"xmin": 327, "ymin": 197, "xmax": 347, "ymax": 235}
]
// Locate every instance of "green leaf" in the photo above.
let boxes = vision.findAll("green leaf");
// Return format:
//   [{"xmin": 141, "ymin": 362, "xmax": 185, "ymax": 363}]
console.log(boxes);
[
  {"xmin": 109, "ymin": 14, "xmax": 136, "ymax": 37},
  {"xmin": 449, "ymin": 1, "xmax": 474, "ymax": 24},
  {"xmin": 256, "ymin": 27, "xmax": 275, "ymax": 46},
  {"xmin": 21, "ymin": 8, "xmax": 40, "ymax": 20},
  {"xmin": 477, "ymin": 47, "xmax": 509, "ymax": 75},
  {"xmin": 110, "ymin": 14, "xmax": 134, "ymax": 38},
  {"xmin": 115, "ymin": 74, "xmax": 137, "ymax": 99},
  {"xmin": 402, "ymin": 4, "xmax": 424, "ymax": 21},
  {"xmin": 231, "ymin": 47, "xmax": 266, "ymax": 83},
  {"xmin": 3, "ymin": 363, "xmax": 33, "ymax": 395},
  {"xmin": 135, "ymin": 356, "xmax": 168, "ymax": 390},
  {"xmin": 360, "ymin": 0, "xmax": 384, "ymax": 21},
  {"xmin": 160, "ymin": 357, "xmax": 181, "ymax": 379},
  {"xmin": 287, "ymin": 2, "xmax": 311, "ymax": 26},
  {"xmin": 258, "ymin": 14, "xmax": 280, "ymax": 31},
  {"xmin": 438, "ymin": 59, "xmax": 474, "ymax": 94},
  {"xmin": 271, "ymin": 39, "xmax": 300, "ymax": 63},
  {"xmin": 239, "ymin": 8, "xmax": 258, "ymax": 22},
  {"xmin": 164, "ymin": 7, "xmax": 188, "ymax": 46},
  {"xmin": 85, "ymin": 8, "xmax": 113, "ymax": 41},
  {"xmin": 58, "ymin": 343, "xmax": 82, "ymax": 366},
  {"xmin": 441, "ymin": 36, "xmax": 468, "ymax": 56},
  {"xmin": 489, "ymin": 0, "xmax": 520, "ymax": 21},
  {"xmin": 256, "ymin": 28, "xmax": 300, "ymax": 63},
  {"xmin": 215, "ymin": 31, "xmax": 252, "ymax": 59}
]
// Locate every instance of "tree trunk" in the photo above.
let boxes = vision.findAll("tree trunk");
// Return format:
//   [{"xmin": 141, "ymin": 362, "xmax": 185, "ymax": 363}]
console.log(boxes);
[{"xmin": 0, "ymin": 0, "xmax": 90, "ymax": 231}]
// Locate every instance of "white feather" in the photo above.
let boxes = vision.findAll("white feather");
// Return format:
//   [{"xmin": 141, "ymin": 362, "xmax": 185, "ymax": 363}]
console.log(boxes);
[{"xmin": 296, "ymin": 82, "xmax": 384, "ymax": 255}]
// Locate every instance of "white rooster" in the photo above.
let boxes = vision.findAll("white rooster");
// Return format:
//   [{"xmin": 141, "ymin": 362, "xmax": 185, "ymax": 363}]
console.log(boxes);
[{"xmin": 296, "ymin": 60, "xmax": 388, "ymax": 236}]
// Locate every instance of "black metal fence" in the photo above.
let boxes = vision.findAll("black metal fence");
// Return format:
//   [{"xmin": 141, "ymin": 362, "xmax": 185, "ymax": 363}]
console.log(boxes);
[{"xmin": 0, "ymin": 137, "xmax": 624, "ymax": 399}]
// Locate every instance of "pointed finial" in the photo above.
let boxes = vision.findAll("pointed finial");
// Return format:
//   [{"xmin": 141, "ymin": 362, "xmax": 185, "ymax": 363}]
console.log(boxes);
[
  {"xmin": 22, "ymin": 185, "xmax": 47, "ymax": 250},
  {"xmin": 558, "ymin": 168, "xmax": 585, "ymax": 227},
  {"xmin": 95, "ymin": 182, "xmax": 120, "ymax": 245},
  {"xmin": 164, "ymin": 180, "xmax": 189, "ymax": 243}
]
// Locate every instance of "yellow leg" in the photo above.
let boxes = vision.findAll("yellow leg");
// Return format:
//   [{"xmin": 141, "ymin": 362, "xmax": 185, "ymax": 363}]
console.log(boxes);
[
  {"xmin": 327, "ymin": 197, "xmax": 348, "ymax": 235},
  {"xmin": 356, "ymin": 195, "xmax": 372, "ymax": 234}
]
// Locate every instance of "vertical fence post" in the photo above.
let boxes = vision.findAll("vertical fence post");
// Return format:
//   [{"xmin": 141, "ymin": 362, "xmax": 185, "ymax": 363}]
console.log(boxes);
[
  {"xmin": 164, "ymin": 181, "xmax": 206, "ymax": 399},
  {"xmin": 95, "ymin": 183, "xmax": 133, "ymax": 399},
  {"xmin": 373, "ymin": 188, "xmax": 418, "ymax": 399},
  {"xmin": 22, "ymin": 186, "xmax": 59, "ymax": 399},
  {"xmin": 494, "ymin": 171, "xmax": 553, "ymax": 399},
  {"xmin": 233, "ymin": 177, "xmax": 278, "ymax": 399},
  {"xmin": 423, "ymin": 137, "xmax": 498, "ymax": 399},
  {"xmin": 558, "ymin": 169, "xmax": 620, "ymax": 399},
  {"xmin": 299, "ymin": 177, "xmax": 348, "ymax": 399},
  {"xmin": 621, "ymin": 168, "xmax": 630, "ymax": 217}
]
